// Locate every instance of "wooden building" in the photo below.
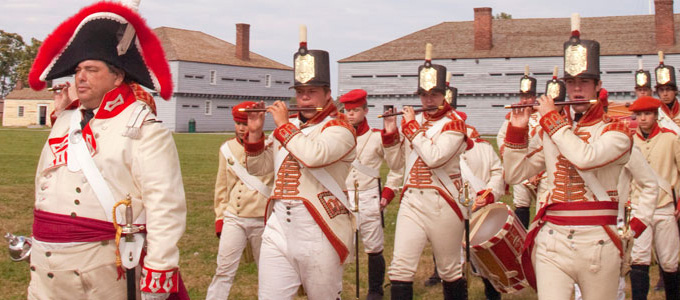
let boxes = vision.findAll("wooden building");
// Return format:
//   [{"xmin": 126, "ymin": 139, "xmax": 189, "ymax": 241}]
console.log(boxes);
[
  {"xmin": 1, "ymin": 83, "xmax": 54, "ymax": 127},
  {"xmin": 338, "ymin": 1, "xmax": 680, "ymax": 134}
]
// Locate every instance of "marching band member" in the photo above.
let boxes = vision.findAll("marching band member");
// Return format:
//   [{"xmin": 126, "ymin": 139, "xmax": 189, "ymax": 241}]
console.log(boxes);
[
  {"xmin": 382, "ymin": 43, "xmax": 472, "ymax": 299},
  {"xmin": 627, "ymin": 96, "xmax": 680, "ymax": 300},
  {"xmin": 655, "ymin": 52, "xmax": 680, "ymax": 129},
  {"xmin": 340, "ymin": 89, "xmax": 401, "ymax": 300},
  {"xmin": 244, "ymin": 26, "xmax": 356, "ymax": 299},
  {"xmin": 503, "ymin": 14, "xmax": 656, "ymax": 300},
  {"xmin": 497, "ymin": 67, "xmax": 542, "ymax": 229},
  {"xmin": 206, "ymin": 101, "xmax": 274, "ymax": 299},
  {"xmin": 27, "ymin": 1, "xmax": 187, "ymax": 299}
]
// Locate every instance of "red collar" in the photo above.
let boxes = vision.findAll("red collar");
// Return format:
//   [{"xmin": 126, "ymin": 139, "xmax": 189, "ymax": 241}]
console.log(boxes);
[
  {"xmin": 661, "ymin": 98, "xmax": 680, "ymax": 118},
  {"xmin": 636, "ymin": 122, "xmax": 660, "ymax": 140},
  {"xmin": 574, "ymin": 99, "xmax": 606, "ymax": 127},
  {"xmin": 93, "ymin": 84, "xmax": 136, "ymax": 120},
  {"xmin": 424, "ymin": 102, "xmax": 452, "ymax": 121},
  {"xmin": 355, "ymin": 118, "xmax": 370, "ymax": 136}
]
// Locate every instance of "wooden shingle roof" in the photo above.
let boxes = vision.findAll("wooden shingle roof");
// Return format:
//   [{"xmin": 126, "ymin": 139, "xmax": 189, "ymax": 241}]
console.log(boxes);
[
  {"xmin": 5, "ymin": 88, "xmax": 53, "ymax": 100},
  {"xmin": 340, "ymin": 14, "xmax": 680, "ymax": 62},
  {"xmin": 155, "ymin": 27, "xmax": 292, "ymax": 70}
]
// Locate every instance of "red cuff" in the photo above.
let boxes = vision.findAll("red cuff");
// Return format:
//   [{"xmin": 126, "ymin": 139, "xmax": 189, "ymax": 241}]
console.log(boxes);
[
  {"xmin": 50, "ymin": 111, "xmax": 57, "ymax": 125},
  {"xmin": 381, "ymin": 129, "xmax": 400, "ymax": 147},
  {"xmin": 215, "ymin": 219, "xmax": 224, "ymax": 237},
  {"xmin": 381, "ymin": 187, "xmax": 396, "ymax": 204},
  {"xmin": 477, "ymin": 189, "xmax": 495, "ymax": 205},
  {"xmin": 401, "ymin": 120, "xmax": 422, "ymax": 141},
  {"xmin": 273, "ymin": 122, "xmax": 300, "ymax": 146},
  {"xmin": 504, "ymin": 124, "xmax": 529, "ymax": 149},
  {"xmin": 539, "ymin": 110, "xmax": 569, "ymax": 137},
  {"xmin": 140, "ymin": 266, "xmax": 179, "ymax": 293},
  {"xmin": 630, "ymin": 217, "xmax": 647, "ymax": 238},
  {"xmin": 243, "ymin": 132, "xmax": 265, "ymax": 155}
]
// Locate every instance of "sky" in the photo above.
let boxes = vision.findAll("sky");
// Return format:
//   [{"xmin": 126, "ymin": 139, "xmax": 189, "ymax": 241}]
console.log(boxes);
[{"xmin": 1, "ymin": 0, "xmax": 677, "ymax": 96}]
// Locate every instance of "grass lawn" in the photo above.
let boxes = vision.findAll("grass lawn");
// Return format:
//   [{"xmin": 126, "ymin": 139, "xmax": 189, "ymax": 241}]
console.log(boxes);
[{"xmin": 0, "ymin": 129, "xmax": 668, "ymax": 299}]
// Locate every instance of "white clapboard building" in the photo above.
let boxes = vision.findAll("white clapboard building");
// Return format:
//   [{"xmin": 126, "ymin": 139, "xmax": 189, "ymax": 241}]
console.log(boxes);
[
  {"xmin": 338, "ymin": 2, "xmax": 680, "ymax": 134},
  {"xmin": 153, "ymin": 24, "xmax": 293, "ymax": 132}
]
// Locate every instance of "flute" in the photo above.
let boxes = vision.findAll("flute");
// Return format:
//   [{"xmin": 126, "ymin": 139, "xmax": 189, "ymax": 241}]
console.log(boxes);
[
  {"xmin": 238, "ymin": 107, "xmax": 323, "ymax": 113},
  {"xmin": 504, "ymin": 99, "xmax": 597, "ymax": 109},
  {"xmin": 377, "ymin": 106, "xmax": 444, "ymax": 118}
]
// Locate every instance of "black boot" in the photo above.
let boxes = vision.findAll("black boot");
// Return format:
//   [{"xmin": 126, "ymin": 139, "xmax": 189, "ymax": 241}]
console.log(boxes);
[
  {"xmin": 442, "ymin": 277, "xmax": 468, "ymax": 300},
  {"xmin": 514, "ymin": 206, "xmax": 531, "ymax": 229},
  {"xmin": 425, "ymin": 256, "xmax": 441, "ymax": 287},
  {"xmin": 367, "ymin": 252, "xmax": 385, "ymax": 300},
  {"xmin": 630, "ymin": 264, "xmax": 650, "ymax": 300},
  {"xmin": 661, "ymin": 270, "xmax": 680, "ymax": 300},
  {"xmin": 390, "ymin": 280, "xmax": 413, "ymax": 300},
  {"xmin": 483, "ymin": 278, "xmax": 501, "ymax": 300}
]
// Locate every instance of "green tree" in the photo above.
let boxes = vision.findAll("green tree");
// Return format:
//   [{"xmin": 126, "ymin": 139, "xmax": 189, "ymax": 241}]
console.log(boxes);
[
  {"xmin": 0, "ymin": 30, "xmax": 26, "ymax": 98},
  {"xmin": 494, "ymin": 12, "xmax": 512, "ymax": 20},
  {"xmin": 16, "ymin": 38, "xmax": 42, "ymax": 88}
]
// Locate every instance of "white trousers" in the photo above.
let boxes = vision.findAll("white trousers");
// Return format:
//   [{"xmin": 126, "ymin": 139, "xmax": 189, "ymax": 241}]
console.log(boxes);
[
  {"xmin": 206, "ymin": 211, "xmax": 264, "ymax": 300},
  {"xmin": 388, "ymin": 188, "xmax": 464, "ymax": 282},
  {"xmin": 258, "ymin": 200, "xmax": 344, "ymax": 300},
  {"xmin": 574, "ymin": 277, "xmax": 626, "ymax": 300},
  {"xmin": 631, "ymin": 203, "xmax": 680, "ymax": 272},
  {"xmin": 348, "ymin": 188, "xmax": 384, "ymax": 254},
  {"xmin": 534, "ymin": 223, "xmax": 621, "ymax": 300}
]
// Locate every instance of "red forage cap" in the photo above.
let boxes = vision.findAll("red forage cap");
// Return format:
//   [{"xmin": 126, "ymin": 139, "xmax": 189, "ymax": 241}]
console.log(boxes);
[
  {"xmin": 628, "ymin": 96, "xmax": 662, "ymax": 112},
  {"xmin": 232, "ymin": 101, "xmax": 257, "ymax": 123},
  {"xmin": 339, "ymin": 89, "xmax": 368, "ymax": 110}
]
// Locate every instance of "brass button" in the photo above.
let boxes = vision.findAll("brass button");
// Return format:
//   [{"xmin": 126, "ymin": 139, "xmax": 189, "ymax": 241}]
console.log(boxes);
[
  {"xmin": 286, "ymin": 206, "xmax": 291, "ymax": 210},
  {"xmin": 74, "ymin": 199, "xmax": 80, "ymax": 205},
  {"xmin": 45, "ymin": 252, "xmax": 52, "ymax": 257},
  {"xmin": 548, "ymin": 230, "xmax": 554, "ymax": 235},
  {"xmin": 227, "ymin": 158, "xmax": 234, "ymax": 165},
  {"xmin": 70, "ymin": 212, "xmax": 77, "ymax": 218},
  {"xmin": 567, "ymin": 235, "xmax": 573, "ymax": 239},
  {"xmin": 74, "ymin": 271, "xmax": 80, "ymax": 276},
  {"xmin": 47, "ymin": 273, "xmax": 54, "ymax": 279},
  {"xmin": 94, "ymin": 133, "xmax": 99, "ymax": 139},
  {"xmin": 237, "ymin": 204, "xmax": 241, "ymax": 207},
  {"xmin": 598, "ymin": 240, "xmax": 605, "ymax": 245},
  {"xmin": 30, "ymin": 266, "xmax": 36, "ymax": 271},
  {"xmin": 40, "ymin": 185, "xmax": 48, "ymax": 191},
  {"xmin": 286, "ymin": 211, "xmax": 291, "ymax": 215},
  {"xmin": 75, "ymin": 187, "xmax": 81, "ymax": 193},
  {"xmin": 286, "ymin": 218, "xmax": 291, "ymax": 222},
  {"xmin": 101, "ymin": 240, "xmax": 109, "ymax": 246}
]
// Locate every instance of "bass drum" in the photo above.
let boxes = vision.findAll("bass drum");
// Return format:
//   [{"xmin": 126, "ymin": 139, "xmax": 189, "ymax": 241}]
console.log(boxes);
[{"xmin": 468, "ymin": 202, "xmax": 529, "ymax": 293}]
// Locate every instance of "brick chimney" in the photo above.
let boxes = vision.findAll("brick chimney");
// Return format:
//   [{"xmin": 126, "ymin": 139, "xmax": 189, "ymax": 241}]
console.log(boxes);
[
  {"xmin": 235, "ymin": 23, "xmax": 250, "ymax": 60},
  {"xmin": 474, "ymin": 7, "xmax": 493, "ymax": 50},
  {"xmin": 655, "ymin": 0, "xmax": 675, "ymax": 47},
  {"xmin": 15, "ymin": 80, "xmax": 23, "ymax": 90}
]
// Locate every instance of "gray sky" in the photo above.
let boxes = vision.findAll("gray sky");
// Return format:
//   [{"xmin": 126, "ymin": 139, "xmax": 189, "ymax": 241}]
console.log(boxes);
[{"xmin": 1, "ymin": 0, "xmax": 676, "ymax": 96}]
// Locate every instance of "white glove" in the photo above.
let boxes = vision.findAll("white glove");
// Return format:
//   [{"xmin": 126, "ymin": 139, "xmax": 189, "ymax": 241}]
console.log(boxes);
[{"xmin": 141, "ymin": 292, "xmax": 170, "ymax": 300}]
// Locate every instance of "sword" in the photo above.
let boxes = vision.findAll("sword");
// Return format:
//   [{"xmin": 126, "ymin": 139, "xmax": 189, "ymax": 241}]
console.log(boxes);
[
  {"xmin": 377, "ymin": 177, "xmax": 385, "ymax": 228},
  {"xmin": 619, "ymin": 201, "xmax": 634, "ymax": 276},
  {"xmin": 462, "ymin": 183, "xmax": 471, "ymax": 264},
  {"xmin": 353, "ymin": 181, "xmax": 360, "ymax": 300},
  {"xmin": 114, "ymin": 195, "xmax": 145, "ymax": 300}
]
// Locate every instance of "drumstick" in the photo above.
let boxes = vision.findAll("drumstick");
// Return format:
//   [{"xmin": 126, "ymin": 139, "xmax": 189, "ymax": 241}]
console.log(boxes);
[
  {"xmin": 504, "ymin": 99, "xmax": 596, "ymax": 109},
  {"xmin": 471, "ymin": 189, "xmax": 492, "ymax": 212},
  {"xmin": 238, "ymin": 107, "xmax": 323, "ymax": 113},
  {"xmin": 377, "ymin": 106, "xmax": 444, "ymax": 118}
]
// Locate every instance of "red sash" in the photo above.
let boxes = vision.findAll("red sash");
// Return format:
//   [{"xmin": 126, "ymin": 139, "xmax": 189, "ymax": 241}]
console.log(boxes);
[
  {"xmin": 33, "ymin": 209, "xmax": 117, "ymax": 242},
  {"xmin": 521, "ymin": 201, "xmax": 619, "ymax": 290}
]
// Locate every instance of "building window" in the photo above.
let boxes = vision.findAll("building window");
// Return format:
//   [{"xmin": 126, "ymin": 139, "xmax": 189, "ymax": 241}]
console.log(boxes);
[
  {"xmin": 205, "ymin": 100, "xmax": 212, "ymax": 115},
  {"xmin": 210, "ymin": 70, "xmax": 217, "ymax": 85},
  {"xmin": 265, "ymin": 74, "xmax": 271, "ymax": 88},
  {"xmin": 18, "ymin": 106, "xmax": 24, "ymax": 117}
]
